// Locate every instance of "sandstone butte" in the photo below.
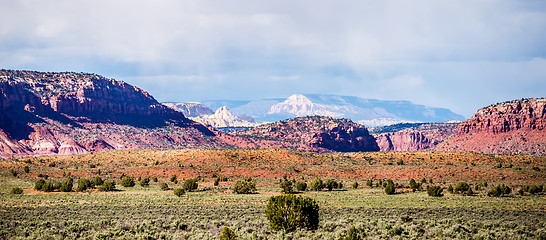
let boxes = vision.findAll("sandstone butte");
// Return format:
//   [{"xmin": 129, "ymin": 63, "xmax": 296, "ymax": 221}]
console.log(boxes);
[
  {"xmin": 435, "ymin": 98, "xmax": 546, "ymax": 156},
  {"xmin": 373, "ymin": 123, "xmax": 458, "ymax": 151},
  {"xmin": 0, "ymin": 70, "xmax": 379, "ymax": 158}
]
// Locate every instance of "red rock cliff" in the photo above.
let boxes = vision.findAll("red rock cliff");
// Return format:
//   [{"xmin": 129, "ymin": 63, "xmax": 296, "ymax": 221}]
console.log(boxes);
[{"xmin": 435, "ymin": 98, "xmax": 546, "ymax": 155}]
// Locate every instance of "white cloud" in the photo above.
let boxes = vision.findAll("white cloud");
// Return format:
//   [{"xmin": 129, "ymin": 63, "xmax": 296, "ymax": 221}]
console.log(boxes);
[{"xmin": 1, "ymin": 0, "xmax": 545, "ymax": 117}]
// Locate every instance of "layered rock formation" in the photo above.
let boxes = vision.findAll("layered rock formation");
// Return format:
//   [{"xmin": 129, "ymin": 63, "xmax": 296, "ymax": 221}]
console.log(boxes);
[
  {"xmin": 435, "ymin": 98, "xmax": 546, "ymax": 155},
  {"xmin": 372, "ymin": 123, "xmax": 458, "ymax": 151},
  {"xmin": 233, "ymin": 116, "xmax": 379, "ymax": 152},
  {"xmin": 0, "ymin": 70, "xmax": 225, "ymax": 158}
]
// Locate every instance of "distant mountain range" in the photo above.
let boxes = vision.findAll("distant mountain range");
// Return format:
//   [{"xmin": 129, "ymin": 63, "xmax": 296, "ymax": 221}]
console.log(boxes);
[{"xmin": 197, "ymin": 94, "xmax": 465, "ymax": 127}]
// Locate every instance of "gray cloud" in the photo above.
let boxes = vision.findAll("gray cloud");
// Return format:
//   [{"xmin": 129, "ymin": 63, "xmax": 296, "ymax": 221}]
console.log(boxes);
[{"xmin": 1, "ymin": 0, "xmax": 545, "ymax": 117}]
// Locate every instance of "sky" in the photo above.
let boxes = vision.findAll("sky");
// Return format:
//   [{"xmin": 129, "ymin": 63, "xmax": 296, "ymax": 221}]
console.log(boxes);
[{"xmin": 1, "ymin": 0, "xmax": 545, "ymax": 117}]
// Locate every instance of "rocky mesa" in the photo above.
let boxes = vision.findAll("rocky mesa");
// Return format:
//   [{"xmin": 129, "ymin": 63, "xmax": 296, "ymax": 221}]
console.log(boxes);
[
  {"xmin": 435, "ymin": 98, "xmax": 546, "ymax": 155},
  {"xmin": 372, "ymin": 123, "xmax": 459, "ymax": 151},
  {"xmin": 0, "ymin": 70, "xmax": 228, "ymax": 158},
  {"xmin": 233, "ymin": 116, "xmax": 379, "ymax": 153}
]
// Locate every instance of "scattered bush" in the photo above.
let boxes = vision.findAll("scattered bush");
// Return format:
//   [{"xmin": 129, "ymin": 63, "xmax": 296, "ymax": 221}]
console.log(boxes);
[
  {"xmin": 309, "ymin": 178, "xmax": 324, "ymax": 191},
  {"xmin": 49, "ymin": 162, "xmax": 56, "ymax": 167},
  {"xmin": 89, "ymin": 164, "xmax": 95, "ymax": 168},
  {"xmin": 280, "ymin": 178, "xmax": 293, "ymax": 193},
  {"xmin": 59, "ymin": 177, "xmax": 73, "ymax": 192},
  {"xmin": 93, "ymin": 177, "xmax": 103, "ymax": 186},
  {"xmin": 219, "ymin": 226, "xmax": 237, "ymax": 240},
  {"xmin": 366, "ymin": 179, "xmax": 373, "ymax": 188},
  {"xmin": 385, "ymin": 179, "xmax": 396, "ymax": 195},
  {"xmin": 99, "ymin": 180, "xmax": 116, "ymax": 191},
  {"xmin": 121, "ymin": 177, "xmax": 136, "ymax": 187},
  {"xmin": 35, "ymin": 179, "xmax": 46, "ymax": 191},
  {"xmin": 409, "ymin": 179, "xmax": 422, "ymax": 192},
  {"xmin": 447, "ymin": 185, "xmax": 454, "ymax": 193},
  {"xmin": 24, "ymin": 166, "xmax": 30, "ymax": 173},
  {"xmin": 152, "ymin": 176, "xmax": 158, "ymax": 182},
  {"xmin": 427, "ymin": 185, "xmax": 444, "ymax": 197},
  {"xmin": 296, "ymin": 181, "xmax": 307, "ymax": 191},
  {"xmin": 174, "ymin": 188, "xmax": 185, "ymax": 197},
  {"xmin": 10, "ymin": 187, "xmax": 23, "ymax": 194},
  {"xmin": 160, "ymin": 182, "xmax": 169, "ymax": 191},
  {"xmin": 233, "ymin": 178, "xmax": 257, "ymax": 194},
  {"xmin": 77, "ymin": 178, "xmax": 92, "ymax": 192},
  {"xmin": 487, "ymin": 184, "xmax": 511, "ymax": 197},
  {"xmin": 10, "ymin": 169, "xmax": 17, "ymax": 177},
  {"xmin": 170, "ymin": 175, "xmax": 177, "ymax": 183},
  {"xmin": 531, "ymin": 166, "xmax": 541, "ymax": 172},
  {"xmin": 454, "ymin": 182, "xmax": 471, "ymax": 194},
  {"xmin": 350, "ymin": 182, "xmax": 358, "ymax": 189},
  {"xmin": 265, "ymin": 194, "xmax": 319, "ymax": 232},
  {"xmin": 524, "ymin": 185, "xmax": 543, "ymax": 194},
  {"xmin": 344, "ymin": 225, "xmax": 361, "ymax": 240},
  {"xmin": 326, "ymin": 179, "xmax": 342, "ymax": 191},
  {"xmin": 183, "ymin": 178, "xmax": 199, "ymax": 192},
  {"xmin": 139, "ymin": 177, "xmax": 150, "ymax": 187}
]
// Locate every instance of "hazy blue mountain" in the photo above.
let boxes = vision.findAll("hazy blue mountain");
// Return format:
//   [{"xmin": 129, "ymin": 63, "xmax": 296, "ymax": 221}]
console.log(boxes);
[{"xmin": 200, "ymin": 94, "xmax": 465, "ymax": 126}]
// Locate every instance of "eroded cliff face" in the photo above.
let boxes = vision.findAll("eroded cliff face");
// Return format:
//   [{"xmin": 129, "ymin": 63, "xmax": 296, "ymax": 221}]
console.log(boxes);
[
  {"xmin": 233, "ymin": 116, "xmax": 379, "ymax": 152},
  {"xmin": 0, "ymin": 70, "xmax": 223, "ymax": 158},
  {"xmin": 435, "ymin": 98, "xmax": 546, "ymax": 155},
  {"xmin": 372, "ymin": 123, "xmax": 458, "ymax": 151}
]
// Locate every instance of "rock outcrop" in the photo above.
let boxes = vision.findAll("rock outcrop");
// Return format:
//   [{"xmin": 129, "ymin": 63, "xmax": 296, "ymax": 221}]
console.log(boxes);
[
  {"xmin": 0, "ymin": 70, "xmax": 226, "ymax": 158},
  {"xmin": 372, "ymin": 123, "xmax": 458, "ymax": 151},
  {"xmin": 435, "ymin": 98, "xmax": 546, "ymax": 155},
  {"xmin": 190, "ymin": 106, "xmax": 258, "ymax": 128},
  {"xmin": 233, "ymin": 116, "xmax": 379, "ymax": 152},
  {"xmin": 163, "ymin": 102, "xmax": 213, "ymax": 118}
]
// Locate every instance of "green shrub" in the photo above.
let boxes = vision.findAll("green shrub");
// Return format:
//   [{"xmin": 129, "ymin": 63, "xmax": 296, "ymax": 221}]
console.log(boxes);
[
  {"xmin": 487, "ymin": 184, "xmax": 511, "ymax": 197},
  {"xmin": 280, "ymin": 179, "xmax": 293, "ymax": 193},
  {"xmin": 527, "ymin": 185, "xmax": 543, "ymax": 194},
  {"xmin": 385, "ymin": 179, "xmax": 395, "ymax": 195},
  {"xmin": 160, "ymin": 182, "xmax": 169, "ymax": 191},
  {"xmin": 344, "ymin": 225, "xmax": 361, "ymax": 240},
  {"xmin": 24, "ymin": 166, "xmax": 30, "ymax": 173},
  {"xmin": 99, "ymin": 180, "xmax": 116, "ymax": 191},
  {"xmin": 219, "ymin": 226, "xmax": 237, "ymax": 240},
  {"xmin": 296, "ymin": 181, "xmax": 307, "ymax": 191},
  {"xmin": 326, "ymin": 179, "xmax": 342, "ymax": 191},
  {"xmin": 121, "ymin": 177, "xmax": 135, "ymax": 187},
  {"xmin": 409, "ymin": 179, "xmax": 422, "ymax": 191},
  {"xmin": 10, "ymin": 169, "xmax": 17, "ymax": 177},
  {"xmin": 174, "ymin": 188, "xmax": 185, "ymax": 197},
  {"xmin": 89, "ymin": 164, "xmax": 95, "ymax": 168},
  {"xmin": 59, "ymin": 177, "xmax": 73, "ymax": 192},
  {"xmin": 152, "ymin": 176, "xmax": 158, "ymax": 182},
  {"xmin": 309, "ymin": 178, "xmax": 324, "ymax": 191},
  {"xmin": 214, "ymin": 177, "xmax": 220, "ymax": 186},
  {"xmin": 366, "ymin": 179, "xmax": 373, "ymax": 188},
  {"xmin": 170, "ymin": 175, "xmax": 177, "ymax": 183},
  {"xmin": 77, "ymin": 178, "xmax": 92, "ymax": 192},
  {"xmin": 265, "ymin": 194, "xmax": 319, "ymax": 232},
  {"xmin": 183, "ymin": 178, "xmax": 198, "ymax": 192},
  {"xmin": 233, "ymin": 178, "xmax": 257, "ymax": 194},
  {"xmin": 531, "ymin": 166, "xmax": 541, "ymax": 172},
  {"xmin": 352, "ymin": 181, "xmax": 359, "ymax": 189},
  {"xmin": 447, "ymin": 185, "xmax": 454, "ymax": 193},
  {"xmin": 427, "ymin": 185, "xmax": 444, "ymax": 197},
  {"xmin": 42, "ymin": 182, "xmax": 55, "ymax": 192},
  {"xmin": 93, "ymin": 176, "xmax": 103, "ymax": 187},
  {"xmin": 454, "ymin": 182, "xmax": 471, "ymax": 194},
  {"xmin": 139, "ymin": 177, "xmax": 150, "ymax": 187},
  {"xmin": 35, "ymin": 179, "xmax": 46, "ymax": 191},
  {"xmin": 10, "ymin": 187, "xmax": 23, "ymax": 194}
]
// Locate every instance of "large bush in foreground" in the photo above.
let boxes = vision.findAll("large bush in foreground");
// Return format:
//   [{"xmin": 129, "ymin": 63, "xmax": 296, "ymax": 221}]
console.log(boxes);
[{"xmin": 265, "ymin": 194, "xmax": 319, "ymax": 232}]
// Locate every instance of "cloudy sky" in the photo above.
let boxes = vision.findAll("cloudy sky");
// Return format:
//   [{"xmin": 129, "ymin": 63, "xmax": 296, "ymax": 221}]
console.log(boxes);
[{"xmin": 2, "ymin": 0, "xmax": 545, "ymax": 117}]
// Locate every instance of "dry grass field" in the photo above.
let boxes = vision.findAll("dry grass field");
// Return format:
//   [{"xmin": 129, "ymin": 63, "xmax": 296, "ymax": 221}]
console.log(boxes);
[{"xmin": 1, "ymin": 149, "xmax": 545, "ymax": 239}]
